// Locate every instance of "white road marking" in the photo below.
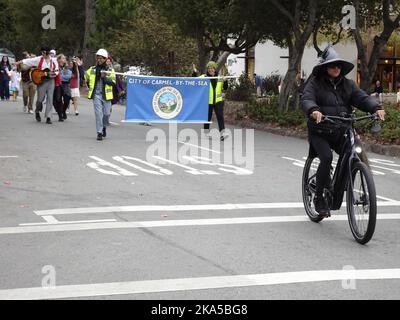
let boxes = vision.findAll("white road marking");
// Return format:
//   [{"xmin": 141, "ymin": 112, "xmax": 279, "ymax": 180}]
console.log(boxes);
[
  {"xmin": 33, "ymin": 201, "xmax": 400, "ymax": 216},
  {"xmin": 153, "ymin": 156, "xmax": 205, "ymax": 175},
  {"xmin": 109, "ymin": 122, "xmax": 120, "ymax": 126},
  {"xmin": 376, "ymin": 195, "xmax": 399, "ymax": 202},
  {"xmin": 370, "ymin": 159, "xmax": 400, "ymax": 167},
  {"xmin": 19, "ymin": 219, "xmax": 117, "ymax": 226},
  {"xmin": 87, "ymin": 156, "xmax": 137, "ymax": 176},
  {"xmin": 369, "ymin": 164, "xmax": 400, "ymax": 175},
  {"xmin": 284, "ymin": 156, "xmax": 385, "ymax": 176},
  {"xmin": 0, "ymin": 156, "xmax": 18, "ymax": 158},
  {"xmin": 178, "ymin": 141, "xmax": 221, "ymax": 154},
  {"xmin": 113, "ymin": 156, "xmax": 173, "ymax": 176},
  {"xmin": 1, "ymin": 268, "xmax": 400, "ymax": 300},
  {"xmin": 2, "ymin": 213, "xmax": 400, "ymax": 235}
]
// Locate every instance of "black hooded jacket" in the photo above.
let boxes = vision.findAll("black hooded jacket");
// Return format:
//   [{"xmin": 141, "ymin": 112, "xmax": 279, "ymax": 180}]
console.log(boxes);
[{"xmin": 301, "ymin": 74, "xmax": 381, "ymax": 132}]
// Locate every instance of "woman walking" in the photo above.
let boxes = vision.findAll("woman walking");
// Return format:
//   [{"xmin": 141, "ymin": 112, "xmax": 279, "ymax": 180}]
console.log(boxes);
[
  {"xmin": 0, "ymin": 56, "xmax": 12, "ymax": 101},
  {"xmin": 70, "ymin": 57, "xmax": 80, "ymax": 115}
]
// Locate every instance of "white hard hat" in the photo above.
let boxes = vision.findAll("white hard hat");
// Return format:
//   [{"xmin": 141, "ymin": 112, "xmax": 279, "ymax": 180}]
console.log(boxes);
[
  {"xmin": 96, "ymin": 48, "xmax": 108, "ymax": 58},
  {"xmin": 50, "ymin": 49, "xmax": 56, "ymax": 55}
]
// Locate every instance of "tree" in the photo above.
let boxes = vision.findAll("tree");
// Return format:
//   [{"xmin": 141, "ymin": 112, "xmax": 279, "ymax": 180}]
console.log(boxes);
[
  {"xmin": 0, "ymin": 0, "xmax": 18, "ymax": 52},
  {"xmin": 83, "ymin": 0, "xmax": 97, "ymax": 67},
  {"xmin": 151, "ymin": 0, "xmax": 266, "ymax": 73},
  {"xmin": 108, "ymin": 1, "xmax": 198, "ymax": 75},
  {"xmin": 352, "ymin": 0, "xmax": 400, "ymax": 92},
  {"xmin": 83, "ymin": 0, "xmax": 139, "ymax": 67},
  {"xmin": 267, "ymin": 0, "xmax": 318, "ymax": 110},
  {"xmin": 8, "ymin": 0, "xmax": 85, "ymax": 57}
]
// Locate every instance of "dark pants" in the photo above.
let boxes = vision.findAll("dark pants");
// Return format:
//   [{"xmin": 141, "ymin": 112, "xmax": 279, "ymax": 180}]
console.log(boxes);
[
  {"xmin": 204, "ymin": 102, "xmax": 225, "ymax": 132},
  {"xmin": 0, "ymin": 79, "xmax": 10, "ymax": 100},
  {"xmin": 53, "ymin": 85, "xmax": 64, "ymax": 116},
  {"xmin": 53, "ymin": 85, "xmax": 71, "ymax": 117},
  {"xmin": 309, "ymin": 131, "xmax": 343, "ymax": 197}
]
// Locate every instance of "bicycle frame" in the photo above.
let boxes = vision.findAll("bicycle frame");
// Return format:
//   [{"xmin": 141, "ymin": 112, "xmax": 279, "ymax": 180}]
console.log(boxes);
[{"xmin": 319, "ymin": 114, "xmax": 376, "ymax": 210}]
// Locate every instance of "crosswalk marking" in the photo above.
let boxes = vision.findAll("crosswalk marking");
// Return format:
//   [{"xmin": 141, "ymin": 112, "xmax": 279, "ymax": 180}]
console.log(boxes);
[
  {"xmin": 1, "ymin": 268, "xmax": 400, "ymax": 300},
  {"xmin": 2, "ymin": 213, "xmax": 400, "ymax": 235}
]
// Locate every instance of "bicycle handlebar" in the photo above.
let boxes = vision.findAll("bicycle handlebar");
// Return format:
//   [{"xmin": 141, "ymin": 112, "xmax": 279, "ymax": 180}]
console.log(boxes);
[{"xmin": 322, "ymin": 113, "xmax": 379, "ymax": 124}]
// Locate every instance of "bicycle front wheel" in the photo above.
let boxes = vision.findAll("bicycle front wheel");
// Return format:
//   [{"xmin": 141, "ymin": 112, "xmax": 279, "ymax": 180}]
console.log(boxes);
[{"xmin": 346, "ymin": 161, "xmax": 377, "ymax": 244}]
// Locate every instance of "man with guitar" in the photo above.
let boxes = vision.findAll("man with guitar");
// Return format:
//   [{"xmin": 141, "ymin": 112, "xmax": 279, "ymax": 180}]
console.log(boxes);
[{"xmin": 16, "ymin": 46, "xmax": 59, "ymax": 124}]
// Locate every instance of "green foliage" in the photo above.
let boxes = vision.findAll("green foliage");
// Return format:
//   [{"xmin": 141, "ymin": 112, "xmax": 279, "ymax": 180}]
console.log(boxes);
[
  {"xmin": 92, "ymin": 0, "xmax": 139, "ymax": 49},
  {"xmin": 354, "ymin": 103, "xmax": 400, "ymax": 144},
  {"xmin": 151, "ymin": 0, "xmax": 269, "ymax": 72},
  {"xmin": 108, "ymin": 2, "xmax": 198, "ymax": 75},
  {"xmin": 0, "ymin": 0, "xmax": 17, "ymax": 50},
  {"xmin": 7, "ymin": 0, "xmax": 85, "ymax": 56},
  {"xmin": 239, "ymin": 96, "xmax": 307, "ymax": 127},
  {"xmin": 238, "ymin": 99, "xmax": 400, "ymax": 145},
  {"xmin": 225, "ymin": 73, "xmax": 256, "ymax": 102}
]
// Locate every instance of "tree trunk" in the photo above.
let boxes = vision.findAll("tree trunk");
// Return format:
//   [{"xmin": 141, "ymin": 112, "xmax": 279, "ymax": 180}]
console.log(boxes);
[
  {"xmin": 278, "ymin": 40, "xmax": 305, "ymax": 110},
  {"xmin": 82, "ymin": 0, "xmax": 96, "ymax": 68},
  {"xmin": 216, "ymin": 51, "xmax": 231, "ymax": 72},
  {"xmin": 272, "ymin": 0, "xmax": 317, "ymax": 110},
  {"xmin": 196, "ymin": 35, "xmax": 208, "ymax": 74}
]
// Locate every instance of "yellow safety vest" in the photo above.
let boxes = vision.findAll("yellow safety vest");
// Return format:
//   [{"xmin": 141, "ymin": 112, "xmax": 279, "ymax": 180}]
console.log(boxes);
[
  {"xmin": 85, "ymin": 66, "xmax": 116, "ymax": 101},
  {"xmin": 201, "ymin": 75, "xmax": 224, "ymax": 104}
]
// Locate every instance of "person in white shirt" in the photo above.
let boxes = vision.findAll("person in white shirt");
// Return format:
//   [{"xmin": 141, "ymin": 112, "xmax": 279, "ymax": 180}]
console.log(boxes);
[{"xmin": 16, "ymin": 45, "xmax": 59, "ymax": 124}]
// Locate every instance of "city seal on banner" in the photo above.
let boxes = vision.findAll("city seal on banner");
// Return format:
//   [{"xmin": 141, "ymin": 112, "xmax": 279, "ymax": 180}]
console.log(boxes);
[{"xmin": 152, "ymin": 86, "xmax": 183, "ymax": 120}]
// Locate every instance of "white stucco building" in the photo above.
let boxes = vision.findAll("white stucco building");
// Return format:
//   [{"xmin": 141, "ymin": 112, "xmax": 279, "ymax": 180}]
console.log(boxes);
[{"xmin": 227, "ymin": 40, "xmax": 358, "ymax": 82}]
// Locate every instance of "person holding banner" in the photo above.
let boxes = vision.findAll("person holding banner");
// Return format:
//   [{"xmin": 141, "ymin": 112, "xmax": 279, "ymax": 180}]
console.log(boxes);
[
  {"xmin": 85, "ymin": 49, "xmax": 116, "ymax": 141},
  {"xmin": 196, "ymin": 61, "xmax": 229, "ymax": 141}
]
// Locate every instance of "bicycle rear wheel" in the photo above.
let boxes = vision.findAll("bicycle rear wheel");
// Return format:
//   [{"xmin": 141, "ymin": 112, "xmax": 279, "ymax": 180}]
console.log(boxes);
[
  {"xmin": 346, "ymin": 161, "xmax": 377, "ymax": 244},
  {"xmin": 302, "ymin": 157, "xmax": 324, "ymax": 223}
]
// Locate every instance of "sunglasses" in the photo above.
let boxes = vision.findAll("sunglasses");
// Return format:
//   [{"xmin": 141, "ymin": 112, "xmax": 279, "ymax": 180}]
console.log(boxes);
[{"xmin": 326, "ymin": 63, "xmax": 342, "ymax": 69}]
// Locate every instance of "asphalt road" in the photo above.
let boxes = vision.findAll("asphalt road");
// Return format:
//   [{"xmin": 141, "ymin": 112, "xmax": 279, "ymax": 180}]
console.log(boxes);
[{"xmin": 0, "ymin": 96, "xmax": 399, "ymax": 300}]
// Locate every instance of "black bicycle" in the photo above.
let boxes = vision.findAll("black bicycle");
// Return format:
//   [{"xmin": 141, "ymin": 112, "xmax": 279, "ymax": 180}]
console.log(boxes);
[{"xmin": 302, "ymin": 113, "xmax": 380, "ymax": 244}]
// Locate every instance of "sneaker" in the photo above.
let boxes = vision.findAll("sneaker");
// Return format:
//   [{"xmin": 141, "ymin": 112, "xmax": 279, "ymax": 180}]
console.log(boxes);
[
  {"xmin": 313, "ymin": 195, "xmax": 330, "ymax": 217},
  {"xmin": 46, "ymin": 117, "xmax": 52, "ymax": 124},
  {"xmin": 102, "ymin": 127, "xmax": 107, "ymax": 138},
  {"xmin": 220, "ymin": 130, "xmax": 230, "ymax": 141},
  {"xmin": 28, "ymin": 110, "xmax": 34, "ymax": 114},
  {"xmin": 23, "ymin": 106, "xmax": 27, "ymax": 113},
  {"xmin": 75, "ymin": 111, "xmax": 79, "ymax": 116},
  {"xmin": 97, "ymin": 133, "xmax": 103, "ymax": 141},
  {"xmin": 35, "ymin": 113, "xmax": 41, "ymax": 122}
]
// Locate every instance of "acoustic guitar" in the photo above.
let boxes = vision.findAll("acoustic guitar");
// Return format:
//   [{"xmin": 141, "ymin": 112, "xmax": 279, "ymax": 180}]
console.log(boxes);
[{"xmin": 31, "ymin": 68, "xmax": 56, "ymax": 85}]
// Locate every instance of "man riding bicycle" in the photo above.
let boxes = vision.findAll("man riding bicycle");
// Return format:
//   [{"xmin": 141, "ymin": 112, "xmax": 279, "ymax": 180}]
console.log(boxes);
[{"xmin": 301, "ymin": 45, "xmax": 385, "ymax": 217}]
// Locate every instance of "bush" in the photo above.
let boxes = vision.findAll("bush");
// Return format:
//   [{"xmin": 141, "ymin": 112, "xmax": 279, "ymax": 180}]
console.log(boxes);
[
  {"xmin": 241, "ymin": 96, "xmax": 307, "ymax": 127},
  {"xmin": 355, "ymin": 103, "xmax": 400, "ymax": 144},
  {"xmin": 226, "ymin": 72, "xmax": 255, "ymax": 102},
  {"xmin": 240, "ymin": 99, "xmax": 400, "ymax": 144},
  {"xmin": 262, "ymin": 73, "xmax": 282, "ymax": 96}
]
